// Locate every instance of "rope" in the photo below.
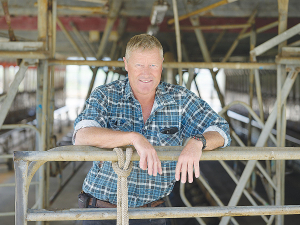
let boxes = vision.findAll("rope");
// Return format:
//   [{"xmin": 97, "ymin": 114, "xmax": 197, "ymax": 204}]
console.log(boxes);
[{"xmin": 112, "ymin": 147, "xmax": 133, "ymax": 225}]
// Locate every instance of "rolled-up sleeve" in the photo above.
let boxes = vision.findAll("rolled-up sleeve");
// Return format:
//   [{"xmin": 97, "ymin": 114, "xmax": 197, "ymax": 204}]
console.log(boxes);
[
  {"xmin": 73, "ymin": 88, "xmax": 108, "ymax": 144},
  {"xmin": 181, "ymin": 93, "xmax": 231, "ymax": 147}
]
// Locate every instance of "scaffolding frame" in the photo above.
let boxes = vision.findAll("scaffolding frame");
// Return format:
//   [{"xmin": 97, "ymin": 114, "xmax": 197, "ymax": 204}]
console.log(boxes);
[
  {"xmin": 0, "ymin": 0, "xmax": 299, "ymax": 225},
  {"xmin": 14, "ymin": 146, "xmax": 300, "ymax": 225}
]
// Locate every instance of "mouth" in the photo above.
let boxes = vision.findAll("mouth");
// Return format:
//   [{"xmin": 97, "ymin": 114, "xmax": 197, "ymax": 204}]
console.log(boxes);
[{"xmin": 139, "ymin": 79, "xmax": 152, "ymax": 83}]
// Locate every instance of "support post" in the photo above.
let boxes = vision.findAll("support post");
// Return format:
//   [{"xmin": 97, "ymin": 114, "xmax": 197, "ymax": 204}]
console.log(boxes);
[
  {"xmin": 247, "ymin": 24, "xmax": 256, "ymax": 146},
  {"xmin": 276, "ymin": 1, "xmax": 289, "ymax": 224},
  {"xmin": 14, "ymin": 159, "xmax": 29, "ymax": 225},
  {"xmin": 172, "ymin": 0, "xmax": 183, "ymax": 85},
  {"xmin": 96, "ymin": 0, "xmax": 122, "ymax": 60}
]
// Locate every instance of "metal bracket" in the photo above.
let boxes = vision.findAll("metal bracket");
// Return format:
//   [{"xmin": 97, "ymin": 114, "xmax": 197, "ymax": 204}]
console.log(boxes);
[{"xmin": 23, "ymin": 58, "xmax": 39, "ymax": 66}]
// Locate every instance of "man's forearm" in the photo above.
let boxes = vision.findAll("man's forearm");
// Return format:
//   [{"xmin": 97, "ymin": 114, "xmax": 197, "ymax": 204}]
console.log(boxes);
[
  {"xmin": 203, "ymin": 131, "xmax": 225, "ymax": 150},
  {"xmin": 74, "ymin": 127, "xmax": 136, "ymax": 148}
]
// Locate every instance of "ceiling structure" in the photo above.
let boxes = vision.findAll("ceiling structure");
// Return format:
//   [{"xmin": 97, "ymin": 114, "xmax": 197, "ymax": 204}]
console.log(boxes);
[{"xmin": 0, "ymin": 0, "xmax": 299, "ymax": 62}]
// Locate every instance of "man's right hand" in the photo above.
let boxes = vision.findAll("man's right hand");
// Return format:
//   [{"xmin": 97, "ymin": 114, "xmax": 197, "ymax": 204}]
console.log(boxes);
[
  {"xmin": 75, "ymin": 127, "xmax": 162, "ymax": 176},
  {"xmin": 130, "ymin": 132, "xmax": 162, "ymax": 176}
]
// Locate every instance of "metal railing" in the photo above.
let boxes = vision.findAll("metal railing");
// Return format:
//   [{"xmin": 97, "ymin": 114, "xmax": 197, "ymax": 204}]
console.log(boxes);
[{"xmin": 14, "ymin": 145, "xmax": 300, "ymax": 225}]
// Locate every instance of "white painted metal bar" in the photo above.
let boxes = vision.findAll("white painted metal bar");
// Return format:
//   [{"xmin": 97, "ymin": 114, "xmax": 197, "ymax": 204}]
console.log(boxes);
[
  {"xmin": 218, "ymin": 160, "xmax": 269, "ymax": 223},
  {"xmin": 219, "ymin": 160, "xmax": 257, "ymax": 225},
  {"xmin": 250, "ymin": 23, "xmax": 300, "ymax": 56},
  {"xmin": 196, "ymin": 176, "xmax": 239, "ymax": 225},
  {"xmin": 219, "ymin": 101, "xmax": 277, "ymax": 145},
  {"xmin": 256, "ymin": 69, "xmax": 299, "ymax": 147},
  {"xmin": 0, "ymin": 60, "xmax": 28, "ymax": 128},
  {"xmin": 219, "ymin": 69, "xmax": 299, "ymax": 225}
]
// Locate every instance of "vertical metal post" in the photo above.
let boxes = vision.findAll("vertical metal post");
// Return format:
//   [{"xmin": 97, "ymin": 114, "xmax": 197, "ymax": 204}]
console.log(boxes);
[
  {"xmin": 15, "ymin": 159, "xmax": 29, "ymax": 225},
  {"xmin": 247, "ymin": 24, "xmax": 256, "ymax": 146},
  {"xmin": 172, "ymin": 0, "xmax": 183, "ymax": 86},
  {"xmin": 38, "ymin": 0, "xmax": 48, "ymax": 49},
  {"xmin": 96, "ymin": 0, "xmax": 122, "ymax": 60},
  {"xmin": 37, "ymin": 2, "xmax": 48, "ymax": 224},
  {"xmin": 36, "ymin": 61, "xmax": 44, "ymax": 218},
  {"xmin": 276, "ymin": 65, "xmax": 286, "ymax": 225},
  {"xmin": 276, "ymin": 1, "xmax": 289, "ymax": 224}
]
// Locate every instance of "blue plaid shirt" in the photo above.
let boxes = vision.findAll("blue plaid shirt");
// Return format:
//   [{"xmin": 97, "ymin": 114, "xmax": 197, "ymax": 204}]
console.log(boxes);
[{"xmin": 73, "ymin": 78, "xmax": 230, "ymax": 207}]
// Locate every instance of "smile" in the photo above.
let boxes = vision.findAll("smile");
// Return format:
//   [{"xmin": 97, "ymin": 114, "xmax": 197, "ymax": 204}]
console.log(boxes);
[{"xmin": 140, "ymin": 80, "xmax": 152, "ymax": 83}]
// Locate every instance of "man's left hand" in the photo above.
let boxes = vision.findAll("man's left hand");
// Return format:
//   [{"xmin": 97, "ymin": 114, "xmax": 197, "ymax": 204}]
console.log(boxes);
[{"xmin": 175, "ymin": 138, "xmax": 203, "ymax": 183}]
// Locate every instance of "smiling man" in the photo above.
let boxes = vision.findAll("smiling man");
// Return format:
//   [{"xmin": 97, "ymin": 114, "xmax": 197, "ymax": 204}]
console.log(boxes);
[{"xmin": 73, "ymin": 34, "xmax": 230, "ymax": 225}]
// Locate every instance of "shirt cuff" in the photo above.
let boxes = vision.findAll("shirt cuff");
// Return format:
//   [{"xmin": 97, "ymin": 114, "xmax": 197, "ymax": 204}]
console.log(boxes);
[
  {"xmin": 73, "ymin": 120, "xmax": 102, "ymax": 144},
  {"xmin": 203, "ymin": 125, "xmax": 229, "ymax": 148}
]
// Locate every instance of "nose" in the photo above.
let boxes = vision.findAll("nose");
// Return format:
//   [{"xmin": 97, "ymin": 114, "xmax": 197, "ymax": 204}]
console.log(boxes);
[{"xmin": 142, "ymin": 66, "xmax": 151, "ymax": 75}]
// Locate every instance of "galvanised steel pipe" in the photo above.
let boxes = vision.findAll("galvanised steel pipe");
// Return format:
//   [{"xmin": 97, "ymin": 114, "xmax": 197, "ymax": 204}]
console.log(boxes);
[
  {"xmin": 1, "ymin": 124, "xmax": 40, "ymax": 139},
  {"xmin": 48, "ymin": 59, "xmax": 277, "ymax": 70},
  {"xmin": 14, "ymin": 146, "xmax": 300, "ymax": 162},
  {"xmin": 26, "ymin": 205, "xmax": 300, "ymax": 221}
]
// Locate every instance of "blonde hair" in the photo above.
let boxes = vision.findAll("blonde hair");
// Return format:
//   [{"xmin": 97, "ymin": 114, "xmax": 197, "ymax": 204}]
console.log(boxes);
[{"xmin": 125, "ymin": 34, "xmax": 163, "ymax": 61}]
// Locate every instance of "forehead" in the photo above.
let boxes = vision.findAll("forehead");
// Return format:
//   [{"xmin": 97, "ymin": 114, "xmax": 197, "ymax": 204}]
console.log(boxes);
[{"xmin": 129, "ymin": 48, "xmax": 162, "ymax": 60}]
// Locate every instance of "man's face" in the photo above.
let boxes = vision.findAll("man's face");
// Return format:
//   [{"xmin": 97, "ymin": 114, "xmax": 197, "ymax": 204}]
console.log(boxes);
[{"xmin": 123, "ymin": 48, "xmax": 163, "ymax": 100}]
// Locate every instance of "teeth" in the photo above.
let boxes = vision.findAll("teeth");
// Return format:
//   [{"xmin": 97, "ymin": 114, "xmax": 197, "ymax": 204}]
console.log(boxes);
[{"xmin": 141, "ymin": 80, "xmax": 150, "ymax": 83}]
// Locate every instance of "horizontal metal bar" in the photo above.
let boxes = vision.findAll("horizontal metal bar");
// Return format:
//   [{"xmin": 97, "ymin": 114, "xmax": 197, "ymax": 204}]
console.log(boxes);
[
  {"xmin": 0, "ymin": 51, "xmax": 49, "ymax": 59},
  {"xmin": 48, "ymin": 59, "xmax": 277, "ymax": 70},
  {"xmin": 27, "ymin": 205, "xmax": 300, "ymax": 221},
  {"xmin": 0, "ymin": 154, "xmax": 13, "ymax": 159},
  {"xmin": 14, "ymin": 146, "xmax": 300, "ymax": 162},
  {"xmin": 1, "ymin": 124, "xmax": 40, "ymax": 136},
  {"xmin": 0, "ymin": 212, "xmax": 15, "ymax": 217},
  {"xmin": 0, "ymin": 181, "xmax": 39, "ymax": 188},
  {"xmin": 179, "ymin": 24, "xmax": 251, "ymax": 30},
  {"xmin": 275, "ymin": 56, "xmax": 300, "ymax": 65},
  {"xmin": 0, "ymin": 42, "xmax": 44, "ymax": 51}
]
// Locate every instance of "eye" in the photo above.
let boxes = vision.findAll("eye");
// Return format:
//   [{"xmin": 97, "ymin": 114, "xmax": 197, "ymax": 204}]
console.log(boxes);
[{"xmin": 150, "ymin": 64, "xmax": 156, "ymax": 68}]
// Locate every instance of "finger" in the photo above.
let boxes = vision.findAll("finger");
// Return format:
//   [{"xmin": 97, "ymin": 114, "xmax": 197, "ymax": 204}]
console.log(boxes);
[
  {"xmin": 194, "ymin": 161, "xmax": 200, "ymax": 178},
  {"xmin": 139, "ymin": 154, "xmax": 147, "ymax": 170},
  {"xmin": 188, "ymin": 161, "xmax": 194, "ymax": 183},
  {"xmin": 180, "ymin": 162, "xmax": 187, "ymax": 183},
  {"xmin": 175, "ymin": 162, "xmax": 182, "ymax": 181},
  {"xmin": 158, "ymin": 158, "xmax": 162, "ymax": 175},
  {"xmin": 153, "ymin": 160, "xmax": 158, "ymax": 176},
  {"xmin": 147, "ymin": 154, "xmax": 153, "ymax": 176},
  {"xmin": 154, "ymin": 154, "xmax": 162, "ymax": 175}
]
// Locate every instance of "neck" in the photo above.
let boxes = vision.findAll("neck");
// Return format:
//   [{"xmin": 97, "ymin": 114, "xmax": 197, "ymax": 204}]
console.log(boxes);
[{"xmin": 135, "ymin": 94, "xmax": 155, "ymax": 123}]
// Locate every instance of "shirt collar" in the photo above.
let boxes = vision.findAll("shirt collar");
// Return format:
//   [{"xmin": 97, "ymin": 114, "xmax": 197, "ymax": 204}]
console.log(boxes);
[
  {"xmin": 155, "ymin": 82, "xmax": 176, "ymax": 106},
  {"xmin": 124, "ymin": 78, "xmax": 135, "ymax": 100}
]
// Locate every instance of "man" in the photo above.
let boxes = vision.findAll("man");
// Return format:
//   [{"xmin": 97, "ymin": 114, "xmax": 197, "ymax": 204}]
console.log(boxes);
[{"xmin": 73, "ymin": 34, "xmax": 230, "ymax": 225}]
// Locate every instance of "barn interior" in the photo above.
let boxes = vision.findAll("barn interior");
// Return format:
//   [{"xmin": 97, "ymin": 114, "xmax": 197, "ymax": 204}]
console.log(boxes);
[{"xmin": 1, "ymin": 0, "xmax": 300, "ymax": 225}]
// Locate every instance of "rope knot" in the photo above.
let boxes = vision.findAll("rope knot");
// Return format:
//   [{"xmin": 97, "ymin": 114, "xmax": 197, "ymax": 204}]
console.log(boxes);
[{"xmin": 112, "ymin": 147, "xmax": 133, "ymax": 225}]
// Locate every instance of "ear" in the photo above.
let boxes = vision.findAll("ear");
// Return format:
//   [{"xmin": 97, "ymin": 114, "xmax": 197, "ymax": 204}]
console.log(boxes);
[{"xmin": 123, "ymin": 57, "xmax": 128, "ymax": 72}]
